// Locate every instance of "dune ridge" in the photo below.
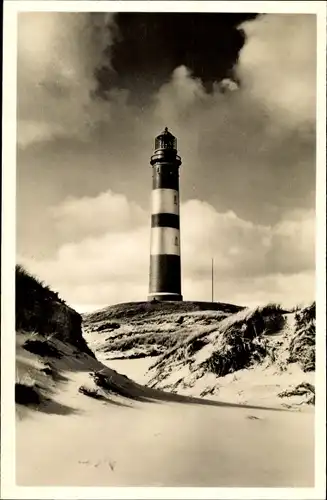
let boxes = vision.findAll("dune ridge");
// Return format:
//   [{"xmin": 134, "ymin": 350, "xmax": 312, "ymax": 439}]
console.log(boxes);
[{"xmin": 15, "ymin": 266, "xmax": 315, "ymax": 488}]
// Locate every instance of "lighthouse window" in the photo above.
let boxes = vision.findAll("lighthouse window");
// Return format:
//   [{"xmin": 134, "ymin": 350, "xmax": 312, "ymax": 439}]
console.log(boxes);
[
  {"xmin": 174, "ymin": 195, "xmax": 177, "ymax": 205},
  {"xmin": 175, "ymin": 236, "xmax": 178, "ymax": 246}
]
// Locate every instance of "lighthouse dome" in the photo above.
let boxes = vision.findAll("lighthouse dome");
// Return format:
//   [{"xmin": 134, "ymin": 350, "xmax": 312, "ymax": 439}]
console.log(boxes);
[{"xmin": 155, "ymin": 127, "xmax": 177, "ymax": 151}]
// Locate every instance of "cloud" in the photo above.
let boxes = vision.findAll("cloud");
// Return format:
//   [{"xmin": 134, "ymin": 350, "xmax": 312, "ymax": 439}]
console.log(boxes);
[
  {"xmin": 238, "ymin": 14, "xmax": 316, "ymax": 130},
  {"xmin": 153, "ymin": 66, "xmax": 208, "ymax": 125},
  {"xmin": 17, "ymin": 12, "xmax": 115, "ymax": 146},
  {"xmin": 16, "ymin": 13, "xmax": 317, "ymax": 311},
  {"xmin": 19, "ymin": 192, "xmax": 315, "ymax": 312},
  {"xmin": 50, "ymin": 190, "xmax": 147, "ymax": 243},
  {"xmin": 182, "ymin": 201, "xmax": 315, "ymax": 280},
  {"xmin": 17, "ymin": 14, "xmax": 316, "ymax": 229},
  {"xmin": 150, "ymin": 14, "xmax": 316, "ymax": 135},
  {"xmin": 182, "ymin": 271, "xmax": 315, "ymax": 311},
  {"xmin": 17, "ymin": 13, "xmax": 316, "ymax": 148}
]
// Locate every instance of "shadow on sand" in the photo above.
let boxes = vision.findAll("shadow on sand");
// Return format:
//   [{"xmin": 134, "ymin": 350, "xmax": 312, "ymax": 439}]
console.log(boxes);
[
  {"xmin": 38, "ymin": 398, "xmax": 80, "ymax": 416},
  {"xmin": 17, "ymin": 341, "xmax": 288, "ymax": 416},
  {"xmin": 54, "ymin": 354, "xmax": 291, "ymax": 413},
  {"xmin": 95, "ymin": 368, "xmax": 288, "ymax": 413}
]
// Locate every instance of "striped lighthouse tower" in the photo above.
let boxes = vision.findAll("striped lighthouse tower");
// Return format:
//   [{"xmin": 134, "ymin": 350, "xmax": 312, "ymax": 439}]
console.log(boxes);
[{"xmin": 148, "ymin": 127, "xmax": 183, "ymax": 302}]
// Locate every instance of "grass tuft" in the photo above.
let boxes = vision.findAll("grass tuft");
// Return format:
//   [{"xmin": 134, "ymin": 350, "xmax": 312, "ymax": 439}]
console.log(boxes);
[
  {"xmin": 16, "ymin": 264, "xmax": 95, "ymax": 358},
  {"xmin": 278, "ymin": 382, "xmax": 315, "ymax": 405},
  {"xmin": 15, "ymin": 382, "xmax": 41, "ymax": 406},
  {"xmin": 96, "ymin": 322, "xmax": 120, "ymax": 332},
  {"xmin": 22, "ymin": 339, "xmax": 62, "ymax": 359},
  {"xmin": 78, "ymin": 386, "xmax": 104, "ymax": 400},
  {"xmin": 16, "ymin": 264, "xmax": 66, "ymax": 334},
  {"xmin": 91, "ymin": 371, "xmax": 136, "ymax": 399},
  {"xmin": 149, "ymin": 303, "xmax": 289, "ymax": 382}
]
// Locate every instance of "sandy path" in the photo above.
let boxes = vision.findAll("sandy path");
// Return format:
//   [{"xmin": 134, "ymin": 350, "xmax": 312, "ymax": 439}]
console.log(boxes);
[{"xmin": 16, "ymin": 372, "xmax": 314, "ymax": 488}]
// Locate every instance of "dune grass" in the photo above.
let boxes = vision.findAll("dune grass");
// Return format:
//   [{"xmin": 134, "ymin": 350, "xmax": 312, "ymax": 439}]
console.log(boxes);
[
  {"xmin": 84, "ymin": 300, "xmax": 243, "ymax": 325},
  {"xmin": 103, "ymin": 330, "xmax": 190, "ymax": 355},
  {"xmin": 91, "ymin": 371, "xmax": 137, "ymax": 399},
  {"xmin": 151, "ymin": 303, "xmax": 293, "ymax": 380},
  {"xmin": 78, "ymin": 385, "xmax": 104, "ymax": 400},
  {"xmin": 85, "ymin": 305, "xmax": 231, "ymax": 361},
  {"xmin": 200, "ymin": 304, "xmax": 287, "ymax": 376},
  {"xmin": 289, "ymin": 303, "xmax": 315, "ymax": 372},
  {"xmin": 16, "ymin": 264, "xmax": 66, "ymax": 333},
  {"xmin": 145, "ymin": 301, "xmax": 316, "ymax": 402},
  {"xmin": 22, "ymin": 338, "xmax": 63, "ymax": 359},
  {"xmin": 278, "ymin": 382, "xmax": 315, "ymax": 405},
  {"xmin": 16, "ymin": 264, "xmax": 95, "ymax": 358}
]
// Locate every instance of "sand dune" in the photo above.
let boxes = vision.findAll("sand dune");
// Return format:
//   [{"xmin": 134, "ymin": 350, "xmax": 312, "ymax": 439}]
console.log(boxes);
[
  {"xmin": 14, "ymin": 270, "xmax": 316, "ymax": 490},
  {"xmin": 16, "ymin": 335, "xmax": 314, "ymax": 488}
]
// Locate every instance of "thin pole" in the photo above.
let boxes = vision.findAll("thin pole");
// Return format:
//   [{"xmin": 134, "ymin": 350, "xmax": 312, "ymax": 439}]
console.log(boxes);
[{"xmin": 211, "ymin": 257, "xmax": 214, "ymax": 302}]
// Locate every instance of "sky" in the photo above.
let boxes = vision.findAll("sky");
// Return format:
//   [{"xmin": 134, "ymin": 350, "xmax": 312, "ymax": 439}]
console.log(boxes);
[{"xmin": 16, "ymin": 9, "xmax": 317, "ymax": 313}]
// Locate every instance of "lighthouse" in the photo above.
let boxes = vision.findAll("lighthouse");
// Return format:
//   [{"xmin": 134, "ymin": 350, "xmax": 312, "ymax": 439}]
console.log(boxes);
[{"xmin": 148, "ymin": 127, "xmax": 183, "ymax": 301}]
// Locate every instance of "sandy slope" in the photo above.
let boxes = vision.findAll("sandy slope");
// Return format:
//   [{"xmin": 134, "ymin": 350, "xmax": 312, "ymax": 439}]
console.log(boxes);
[
  {"xmin": 86, "ymin": 307, "xmax": 315, "ymax": 410},
  {"xmin": 106, "ymin": 357, "xmax": 156, "ymax": 385},
  {"xmin": 16, "ymin": 336, "xmax": 314, "ymax": 488},
  {"xmin": 97, "ymin": 356, "xmax": 315, "ymax": 410}
]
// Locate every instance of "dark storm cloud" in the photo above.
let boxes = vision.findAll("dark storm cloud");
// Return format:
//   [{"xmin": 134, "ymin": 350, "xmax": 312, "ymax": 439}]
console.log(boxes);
[{"xmin": 95, "ymin": 13, "xmax": 258, "ymax": 102}]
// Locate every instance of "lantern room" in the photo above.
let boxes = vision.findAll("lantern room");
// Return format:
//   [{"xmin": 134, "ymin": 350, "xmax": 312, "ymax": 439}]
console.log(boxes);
[{"xmin": 154, "ymin": 127, "xmax": 177, "ymax": 152}]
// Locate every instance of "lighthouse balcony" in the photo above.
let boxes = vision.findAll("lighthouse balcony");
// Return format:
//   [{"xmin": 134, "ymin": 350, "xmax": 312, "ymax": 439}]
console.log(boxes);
[{"xmin": 150, "ymin": 151, "xmax": 181, "ymax": 166}]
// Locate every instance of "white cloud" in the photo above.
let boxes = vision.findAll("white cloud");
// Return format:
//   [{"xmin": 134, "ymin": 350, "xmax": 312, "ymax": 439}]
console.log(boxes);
[
  {"xmin": 19, "ymin": 193, "xmax": 315, "ymax": 312},
  {"xmin": 50, "ymin": 190, "xmax": 147, "ymax": 242},
  {"xmin": 183, "ymin": 271, "xmax": 315, "ymax": 310},
  {"xmin": 238, "ymin": 14, "xmax": 316, "ymax": 130},
  {"xmin": 154, "ymin": 66, "xmax": 208, "ymax": 125},
  {"xmin": 181, "ymin": 200, "xmax": 315, "ymax": 280},
  {"xmin": 17, "ymin": 12, "xmax": 114, "ymax": 146}
]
